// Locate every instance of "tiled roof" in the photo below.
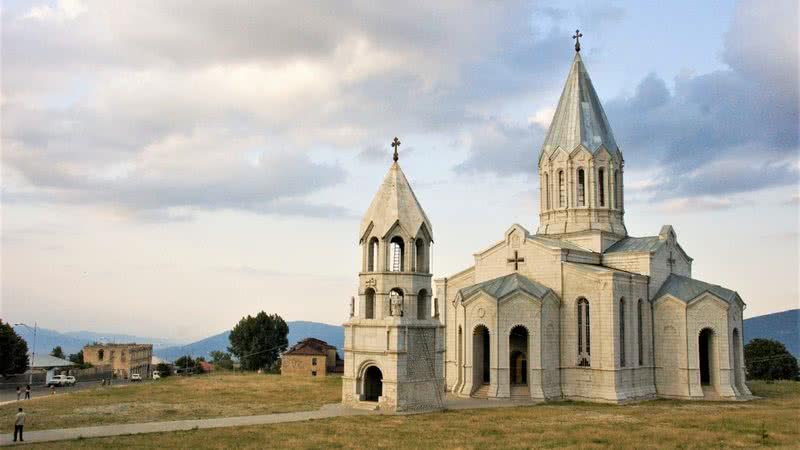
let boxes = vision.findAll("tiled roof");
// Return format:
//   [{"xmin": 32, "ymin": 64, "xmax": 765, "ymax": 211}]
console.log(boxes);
[
  {"xmin": 359, "ymin": 161, "xmax": 432, "ymax": 242},
  {"xmin": 283, "ymin": 338, "xmax": 336, "ymax": 356},
  {"xmin": 654, "ymin": 274, "xmax": 739, "ymax": 304},
  {"xmin": 604, "ymin": 236, "xmax": 662, "ymax": 254},
  {"xmin": 459, "ymin": 273, "xmax": 551, "ymax": 301},
  {"xmin": 29, "ymin": 354, "xmax": 75, "ymax": 368},
  {"xmin": 529, "ymin": 236, "xmax": 594, "ymax": 252},
  {"xmin": 542, "ymin": 52, "xmax": 618, "ymax": 156}
]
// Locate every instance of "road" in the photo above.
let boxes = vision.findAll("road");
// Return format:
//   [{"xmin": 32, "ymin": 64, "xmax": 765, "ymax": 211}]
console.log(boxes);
[{"xmin": 0, "ymin": 379, "xmax": 149, "ymax": 403}]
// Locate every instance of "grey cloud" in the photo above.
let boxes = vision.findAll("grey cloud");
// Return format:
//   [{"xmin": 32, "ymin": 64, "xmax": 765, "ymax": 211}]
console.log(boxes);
[{"xmin": 455, "ymin": 120, "xmax": 546, "ymax": 176}]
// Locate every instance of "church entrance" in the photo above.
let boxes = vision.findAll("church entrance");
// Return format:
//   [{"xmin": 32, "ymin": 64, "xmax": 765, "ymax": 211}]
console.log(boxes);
[
  {"xmin": 699, "ymin": 328, "xmax": 714, "ymax": 386},
  {"xmin": 473, "ymin": 325, "xmax": 490, "ymax": 384},
  {"xmin": 509, "ymin": 326, "xmax": 529, "ymax": 385},
  {"xmin": 363, "ymin": 366, "xmax": 383, "ymax": 401}
]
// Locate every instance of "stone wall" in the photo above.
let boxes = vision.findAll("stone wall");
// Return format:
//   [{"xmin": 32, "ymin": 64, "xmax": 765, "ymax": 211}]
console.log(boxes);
[{"xmin": 281, "ymin": 354, "xmax": 327, "ymax": 377}]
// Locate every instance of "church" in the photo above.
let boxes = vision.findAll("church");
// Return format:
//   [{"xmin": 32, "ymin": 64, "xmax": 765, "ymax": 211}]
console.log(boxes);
[{"xmin": 342, "ymin": 38, "xmax": 752, "ymax": 412}]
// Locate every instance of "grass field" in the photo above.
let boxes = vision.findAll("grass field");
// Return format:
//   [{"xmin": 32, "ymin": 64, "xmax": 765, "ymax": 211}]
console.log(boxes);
[
  {"xmin": 17, "ymin": 380, "xmax": 800, "ymax": 449},
  {"xmin": 0, "ymin": 373, "xmax": 341, "ymax": 431}
]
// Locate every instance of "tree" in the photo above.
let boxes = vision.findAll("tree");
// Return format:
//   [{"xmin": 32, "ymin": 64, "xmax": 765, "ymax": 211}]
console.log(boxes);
[
  {"xmin": 155, "ymin": 363, "xmax": 172, "ymax": 377},
  {"xmin": 0, "ymin": 320, "xmax": 29, "ymax": 376},
  {"xmin": 744, "ymin": 338, "xmax": 799, "ymax": 381},
  {"xmin": 228, "ymin": 312, "xmax": 288, "ymax": 371},
  {"xmin": 209, "ymin": 351, "xmax": 234, "ymax": 370},
  {"xmin": 68, "ymin": 350, "xmax": 92, "ymax": 369},
  {"xmin": 50, "ymin": 346, "xmax": 65, "ymax": 359},
  {"xmin": 174, "ymin": 355, "xmax": 196, "ymax": 374}
]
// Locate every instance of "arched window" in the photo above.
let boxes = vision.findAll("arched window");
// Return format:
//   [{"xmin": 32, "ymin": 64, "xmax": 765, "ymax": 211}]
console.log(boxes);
[
  {"xmin": 367, "ymin": 237, "xmax": 379, "ymax": 272},
  {"xmin": 389, "ymin": 236, "xmax": 404, "ymax": 272},
  {"xmin": 558, "ymin": 170, "xmax": 565, "ymax": 208},
  {"xmin": 389, "ymin": 288, "xmax": 404, "ymax": 317},
  {"xmin": 577, "ymin": 168, "xmax": 586, "ymax": 206},
  {"xmin": 544, "ymin": 172, "xmax": 550, "ymax": 210},
  {"xmin": 414, "ymin": 239, "xmax": 425, "ymax": 272},
  {"xmin": 577, "ymin": 298, "xmax": 590, "ymax": 367},
  {"xmin": 614, "ymin": 170, "xmax": 620, "ymax": 209},
  {"xmin": 417, "ymin": 289, "xmax": 428, "ymax": 320},
  {"xmin": 597, "ymin": 168, "xmax": 605, "ymax": 207},
  {"xmin": 637, "ymin": 299, "xmax": 644, "ymax": 366},
  {"xmin": 365, "ymin": 288, "xmax": 376, "ymax": 319},
  {"xmin": 98, "ymin": 349, "xmax": 104, "ymax": 361},
  {"xmin": 620, "ymin": 297, "xmax": 626, "ymax": 367}
]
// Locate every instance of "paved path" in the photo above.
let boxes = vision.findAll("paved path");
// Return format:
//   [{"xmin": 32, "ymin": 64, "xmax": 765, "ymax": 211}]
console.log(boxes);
[
  {"xmin": 0, "ymin": 395, "xmax": 536, "ymax": 446},
  {"xmin": 0, "ymin": 404, "xmax": 375, "ymax": 446}
]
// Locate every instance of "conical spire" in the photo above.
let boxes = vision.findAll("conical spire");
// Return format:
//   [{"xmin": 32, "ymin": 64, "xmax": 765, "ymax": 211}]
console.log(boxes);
[
  {"xmin": 541, "ymin": 52, "xmax": 618, "ymax": 156},
  {"xmin": 359, "ymin": 161, "xmax": 432, "ymax": 242}
]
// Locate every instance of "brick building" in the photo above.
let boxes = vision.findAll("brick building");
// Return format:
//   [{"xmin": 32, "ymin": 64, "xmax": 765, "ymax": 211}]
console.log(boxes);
[
  {"xmin": 83, "ymin": 343, "xmax": 153, "ymax": 379},
  {"xmin": 281, "ymin": 338, "xmax": 342, "ymax": 377}
]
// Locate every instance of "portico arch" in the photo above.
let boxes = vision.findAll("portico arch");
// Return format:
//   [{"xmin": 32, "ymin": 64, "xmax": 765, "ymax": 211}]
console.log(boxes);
[
  {"xmin": 361, "ymin": 364, "xmax": 383, "ymax": 402},
  {"xmin": 698, "ymin": 328, "xmax": 717, "ymax": 389},
  {"xmin": 509, "ymin": 325, "xmax": 529, "ymax": 385},
  {"xmin": 473, "ymin": 325, "xmax": 491, "ymax": 385}
]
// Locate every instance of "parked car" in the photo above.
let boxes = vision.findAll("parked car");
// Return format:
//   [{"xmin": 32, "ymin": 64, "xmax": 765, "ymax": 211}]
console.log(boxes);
[
  {"xmin": 130, "ymin": 373, "xmax": 142, "ymax": 382},
  {"xmin": 152, "ymin": 371, "xmax": 161, "ymax": 380},
  {"xmin": 47, "ymin": 375, "xmax": 76, "ymax": 387},
  {"xmin": 65, "ymin": 376, "xmax": 76, "ymax": 385}
]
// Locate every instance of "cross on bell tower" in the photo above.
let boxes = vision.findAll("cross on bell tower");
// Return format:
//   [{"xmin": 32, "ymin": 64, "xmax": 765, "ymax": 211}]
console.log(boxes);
[
  {"xmin": 667, "ymin": 251, "xmax": 676, "ymax": 273},
  {"xmin": 573, "ymin": 29, "xmax": 583, "ymax": 52},
  {"xmin": 392, "ymin": 137, "xmax": 401, "ymax": 162}
]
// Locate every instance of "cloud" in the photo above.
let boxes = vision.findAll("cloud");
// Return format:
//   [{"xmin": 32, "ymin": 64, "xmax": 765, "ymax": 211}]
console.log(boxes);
[{"xmin": 455, "ymin": 120, "xmax": 546, "ymax": 176}]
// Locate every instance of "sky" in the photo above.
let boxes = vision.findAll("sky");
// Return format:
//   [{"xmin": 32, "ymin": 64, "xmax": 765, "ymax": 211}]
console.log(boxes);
[{"xmin": 2, "ymin": 0, "xmax": 798, "ymax": 342}]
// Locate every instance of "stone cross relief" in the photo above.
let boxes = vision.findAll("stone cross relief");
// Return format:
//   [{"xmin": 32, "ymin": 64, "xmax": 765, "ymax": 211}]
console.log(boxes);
[
  {"xmin": 507, "ymin": 250, "xmax": 525, "ymax": 271},
  {"xmin": 667, "ymin": 251, "xmax": 676, "ymax": 273}
]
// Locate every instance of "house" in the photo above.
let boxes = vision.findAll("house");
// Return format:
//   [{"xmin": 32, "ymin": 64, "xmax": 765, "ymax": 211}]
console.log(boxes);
[{"xmin": 281, "ymin": 338, "xmax": 343, "ymax": 376}]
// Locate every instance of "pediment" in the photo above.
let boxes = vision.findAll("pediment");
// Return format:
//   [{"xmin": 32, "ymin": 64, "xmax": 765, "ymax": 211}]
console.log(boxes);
[
  {"xmin": 687, "ymin": 292, "xmax": 730, "ymax": 310},
  {"xmin": 549, "ymin": 147, "xmax": 569, "ymax": 163},
  {"xmin": 569, "ymin": 144, "xmax": 592, "ymax": 161},
  {"xmin": 382, "ymin": 219, "xmax": 413, "ymax": 241}
]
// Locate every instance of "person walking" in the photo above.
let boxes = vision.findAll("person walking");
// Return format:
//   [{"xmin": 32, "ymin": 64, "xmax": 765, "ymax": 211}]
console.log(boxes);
[
  {"xmin": 13, "ymin": 407, "xmax": 26, "ymax": 443},
  {"xmin": 15, "ymin": 387, "xmax": 21, "ymax": 401},
  {"xmin": 24, "ymin": 385, "xmax": 31, "ymax": 400}
]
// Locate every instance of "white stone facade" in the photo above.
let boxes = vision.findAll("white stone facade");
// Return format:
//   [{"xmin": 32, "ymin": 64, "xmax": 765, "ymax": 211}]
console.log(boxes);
[{"xmin": 343, "ymin": 49, "xmax": 752, "ymax": 413}]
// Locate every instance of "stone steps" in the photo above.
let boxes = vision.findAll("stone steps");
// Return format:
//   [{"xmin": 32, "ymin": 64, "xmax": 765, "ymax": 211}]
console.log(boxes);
[
  {"xmin": 510, "ymin": 385, "xmax": 530, "ymax": 400},
  {"xmin": 471, "ymin": 384, "xmax": 490, "ymax": 399}
]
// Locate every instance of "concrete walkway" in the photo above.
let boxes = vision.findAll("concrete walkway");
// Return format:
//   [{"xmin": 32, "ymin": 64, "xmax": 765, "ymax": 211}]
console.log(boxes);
[
  {"xmin": 0, "ymin": 404, "xmax": 376, "ymax": 446},
  {"xmin": 0, "ymin": 396, "xmax": 538, "ymax": 446}
]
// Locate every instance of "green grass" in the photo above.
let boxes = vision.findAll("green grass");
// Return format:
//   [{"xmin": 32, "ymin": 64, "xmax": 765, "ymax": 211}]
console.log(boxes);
[
  {"xmin": 1, "ymin": 373, "xmax": 341, "ymax": 431},
  {"xmin": 18, "ymin": 380, "xmax": 800, "ymax": 449}
]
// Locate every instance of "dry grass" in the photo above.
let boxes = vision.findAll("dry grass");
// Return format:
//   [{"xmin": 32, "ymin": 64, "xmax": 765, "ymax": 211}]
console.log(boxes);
[
  {"xmin": 22, "ymin": 380, "xmax": 800, "ymax": 449},
  {"xmin": 0, "ymin": 373, "xmax": 340, "ymax": 431}
]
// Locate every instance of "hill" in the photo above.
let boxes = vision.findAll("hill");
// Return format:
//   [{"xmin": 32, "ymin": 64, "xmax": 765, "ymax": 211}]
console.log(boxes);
[
  {"xmin": 154, "ymin": 321, "xmax": 344, "ymax": 361},
  {"xmin": 12, "ymin": 326, "xmax": 183, "ymax": 357},
  {"xmin": 744, "ymin": 309, "xmax": 799, "ymax": 356}
]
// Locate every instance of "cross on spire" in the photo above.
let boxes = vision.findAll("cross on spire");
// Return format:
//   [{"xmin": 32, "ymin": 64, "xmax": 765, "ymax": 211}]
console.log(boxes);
[
  {"xmin": 507, "ymin": 250, "xmax": 525, "ymax": 271},
  {"xmin": 573, "ymin": 29, "xmax": 583, "ymax": 52},
  {"xmin": 391, "ymin": 137, "xmax": 401, "ymax": 162}
]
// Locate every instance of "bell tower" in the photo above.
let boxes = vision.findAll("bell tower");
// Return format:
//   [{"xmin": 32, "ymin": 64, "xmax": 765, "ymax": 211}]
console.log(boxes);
[
  {"xmin": 341, "ymin": 138, "xmax": 445, "ymax": 413},
  {"xmin": 536, "ymin": 31, "xmax": 627, "ymax": 252}
]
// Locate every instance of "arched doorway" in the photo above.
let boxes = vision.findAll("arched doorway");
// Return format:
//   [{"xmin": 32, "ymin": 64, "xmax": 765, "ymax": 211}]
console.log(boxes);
[
  {"xmin": 509, "ymin": 326, "xmax": 528, "ymax": 385},
  {"xmin": 473, "ymin": 325, "xmax": 490, "ymax": 385},
  {"xmin": 699, "ymin": 328, "xmax": 715, "ymax": 386},
  {"xmin": 363, "ymin": 366, "xmax": 383, "ymax": 402}
]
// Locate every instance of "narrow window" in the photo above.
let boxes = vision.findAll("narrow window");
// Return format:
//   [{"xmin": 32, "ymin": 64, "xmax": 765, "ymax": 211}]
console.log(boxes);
[
  {"xmin": 598, "ymin": 168, "xmax": 605, "ymax": 207},
  {"xmin": 577, "ymin": 298, "xmax": 591, "ymax": 367},
  {"xmin": 614, "ymin": 170, "xmax": 620, "ymax": 209},
  {"xmin": 558, "ymin": 170, "xmax": 565, "ymax": 208},
  {"xmin": 415, "ymin": 239, "xmax": 425, "ymax": 272},
  {"xmin": 417, "ymin": 289, "xmax": 428, "ymax": 320},
  {"xmin": 365, "ymin": 288, "xmax": 375, "ymax": 319},
  {"xmin": 367, "ymin": 238, "xmax": 378, "ymax": 272},
  {"xmin": 312, "ymin": 357, "xmax": 317, "ymax": 366},
  {"xmin": 577, "ymin": 169, "xmax": 586, "ymax": 206},
  {"xmin": 544, "ymin": 172, "xmax": 550, "ymax": 210},
  {"xmin": 389, "ymin": 236, "xmax": 404, "ymax": 272},
  {"xmin": 98, "ymin": 349, "xmax": 104, "ymax": 361},
  {"xmin": 637, "ymin": 299, "xmax": 644, "ymax": 366},
  {"xmin": 312, "ymin": 370, "xmax": 317, "ymax": 376},
  {"xmin": 620, "ymin": 298, "xmax": 626, "ymax": 367}
]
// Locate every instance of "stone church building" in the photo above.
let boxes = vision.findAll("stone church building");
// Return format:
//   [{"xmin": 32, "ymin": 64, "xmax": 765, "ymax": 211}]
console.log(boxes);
[{"xmin": 342, "ymin": 44, "xmax": 752, "ymax": 412}]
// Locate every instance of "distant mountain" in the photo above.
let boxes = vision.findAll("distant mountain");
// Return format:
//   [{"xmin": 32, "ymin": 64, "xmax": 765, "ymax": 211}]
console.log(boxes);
[
  {"xmin": 744, "ymin": 309, "xmax": 799, "ymax": 356},
  {"xmin": 154, "ymin": 320, "xmax": 344, "ymax": 362},
  {"xmin": 13, "ymin": 326, "xmax": 185, "ymax": 357}
]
